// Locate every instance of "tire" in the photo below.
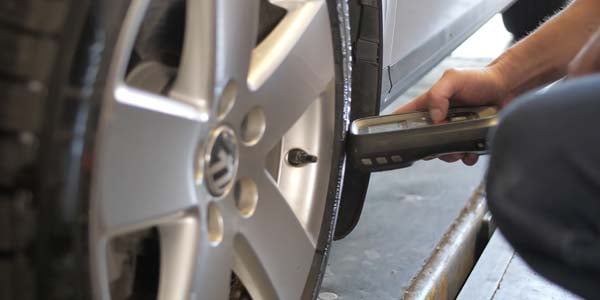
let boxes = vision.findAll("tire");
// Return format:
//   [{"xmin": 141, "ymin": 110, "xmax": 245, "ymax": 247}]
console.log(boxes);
[
  {"xmin": 0, "ymin": 0, "xmax": 351, "ymax": 299},
  {"xmin": 334, "ymin": 0, "xmax": 382, "ymax": 240},
  {"xmin": 502, "ymin": 0, "xmax": 568, "ymax": 40},
  {"xmin": 1, "ymin": 0, "xmax": 101, "ymax": 298}
]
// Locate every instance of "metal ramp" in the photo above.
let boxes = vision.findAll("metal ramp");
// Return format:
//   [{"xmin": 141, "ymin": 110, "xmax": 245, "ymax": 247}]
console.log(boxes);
[{"xmin": 458, "ymin": 232, "xmax": 581, "ymax": 300}]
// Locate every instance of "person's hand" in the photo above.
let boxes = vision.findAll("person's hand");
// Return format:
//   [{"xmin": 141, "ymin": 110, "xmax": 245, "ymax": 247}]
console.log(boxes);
[
  {"xmin": 568, "ymin": 28, "xmax": 600, "ymax": 77},
  {"xmin": 395, "ymin": 67, "xmax": 510, "ymax": 165}
]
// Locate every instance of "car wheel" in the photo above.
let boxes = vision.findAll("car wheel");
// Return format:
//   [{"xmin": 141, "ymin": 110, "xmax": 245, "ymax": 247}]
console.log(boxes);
[
  {"xmin": 0, "ymin": 0, "xmax": 352, "ymax": 299},
  {"xmin": 502, "ymin": 0, "xmax": 568, "ymax": 40}
]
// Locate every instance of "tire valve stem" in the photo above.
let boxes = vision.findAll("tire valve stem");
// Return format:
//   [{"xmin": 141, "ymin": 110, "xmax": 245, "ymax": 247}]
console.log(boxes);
[{"xmin": 287, "ymin": 148, "xmax": 318, "ymax": 167}]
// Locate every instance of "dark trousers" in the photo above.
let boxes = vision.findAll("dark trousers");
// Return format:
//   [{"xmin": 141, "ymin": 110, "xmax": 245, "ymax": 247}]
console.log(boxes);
[{"xmin": 486, "ymin": 74, "xmax": 600, "ymax": 299}]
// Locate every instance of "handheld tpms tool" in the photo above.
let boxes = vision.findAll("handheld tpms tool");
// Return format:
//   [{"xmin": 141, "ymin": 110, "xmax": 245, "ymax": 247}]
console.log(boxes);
[{"xmin": 347, "ymin": 106, "xmax": 499, "ymax": 172}]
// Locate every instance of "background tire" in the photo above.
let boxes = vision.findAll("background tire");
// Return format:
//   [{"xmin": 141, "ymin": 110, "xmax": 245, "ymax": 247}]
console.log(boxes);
[
  {"xmin": 0, "ymin": 0, "xmax": 351, "ymax": 299},
  {"xmin": 502, "ymin": 0, "xmax": 568, "ymax": 40},
  {"xmin": 0, "ymin": 0, "xmax": 106, "ymax": 298}
]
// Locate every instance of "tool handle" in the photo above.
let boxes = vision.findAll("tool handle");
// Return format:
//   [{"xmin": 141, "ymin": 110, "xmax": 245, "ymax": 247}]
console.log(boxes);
[{"xmin": 347, "ymin": 108, "xmax": 498, "ymax": 172}]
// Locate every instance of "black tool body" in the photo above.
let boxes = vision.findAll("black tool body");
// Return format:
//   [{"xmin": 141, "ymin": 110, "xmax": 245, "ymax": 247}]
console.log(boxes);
[{"xmin": 347, "ymin": 106, "xmax": 499, "ymax": 172}]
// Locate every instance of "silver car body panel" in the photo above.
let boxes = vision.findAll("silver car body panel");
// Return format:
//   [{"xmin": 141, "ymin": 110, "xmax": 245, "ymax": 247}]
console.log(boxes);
[{"xmin": 380, "ymin": 0, "xmax": 516, "ymax": 109}]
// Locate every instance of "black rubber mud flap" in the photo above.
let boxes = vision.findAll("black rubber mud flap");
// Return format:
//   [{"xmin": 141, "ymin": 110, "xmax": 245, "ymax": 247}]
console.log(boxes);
[
  {"xmin": 502, "ymin": 0, "xmax": 568, "ymax": 40},
  {"xmin": 334, "ymin": 0, "xmax": 383, "ymax": 240}
]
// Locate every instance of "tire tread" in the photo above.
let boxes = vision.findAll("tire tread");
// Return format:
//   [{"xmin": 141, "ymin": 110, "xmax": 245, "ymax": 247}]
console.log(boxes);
[{"xmin": 0, "ymin": 1, "xmax": 72, "ymax": 298}]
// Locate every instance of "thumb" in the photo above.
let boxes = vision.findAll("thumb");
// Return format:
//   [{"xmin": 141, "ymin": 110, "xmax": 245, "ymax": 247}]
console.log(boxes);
[
  {"xmin": 426, "ymin": 71, "xmax": 458, "ymax": 123},
  {"xmin": 427, "ymin": 90, "xmax": 450, "ymax": 123}
]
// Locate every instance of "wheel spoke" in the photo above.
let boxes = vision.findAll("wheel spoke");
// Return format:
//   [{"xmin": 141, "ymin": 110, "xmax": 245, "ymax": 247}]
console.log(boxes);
[
  {"xmin": 94, "ymin": 86, "xmax": 206, "ymax": 235},
  {"xmin": 247, "ymin": 1, "xmax": 328, "ymax": 90},
  {"xmin": 191, "ymin": 236, "xmax": 234, "ymax": 299},
  {"xmin": 191, "ymin": 201, "xmax": 236, "ymax": 300},
  {"xmin": 245, "ymin": 2, "xmax": 334, "ymax": 151},
  {"xmin": 157, "ymin": 215, "xmax": 200, "ymax": 300},
  {"xmin": 158, "ymin": 206, "xmax": 236, "ymax": 300},
  {"xmin": 171, "ymin": 0, "xmax": 260, "ymax": 112},
  {"xmin": 237, "ymin": 172, "xmax": 316, "ymax": 299}
]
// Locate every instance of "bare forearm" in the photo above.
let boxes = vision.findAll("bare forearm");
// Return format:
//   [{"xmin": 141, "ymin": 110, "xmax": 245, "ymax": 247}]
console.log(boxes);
[{"xmin": 490, "ymin": 0, "xmax": 600, "ymax": 98}]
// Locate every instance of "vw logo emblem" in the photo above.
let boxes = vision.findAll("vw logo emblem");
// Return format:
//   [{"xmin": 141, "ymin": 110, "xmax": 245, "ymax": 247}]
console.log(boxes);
[{"xmin": 205, "ymin": 126, "xmax": 239, "ymax": 197}]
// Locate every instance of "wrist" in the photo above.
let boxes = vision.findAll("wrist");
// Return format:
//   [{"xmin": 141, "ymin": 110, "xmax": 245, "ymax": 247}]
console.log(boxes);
[{"xmin": 486, "ymin": 56, "xmax": 515, "ymax": 104}]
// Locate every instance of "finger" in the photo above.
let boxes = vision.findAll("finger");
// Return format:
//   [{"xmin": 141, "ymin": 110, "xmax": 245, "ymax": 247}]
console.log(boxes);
[
  {"xmin": 427, "ymin": 76, "xmax": 455, "ymax": 123},
  {"xmin": 462, "ymin": 153, "xmax": 479, "ymax": 166},
  {"xmin": 428, "ymin": 98, "xmax": 449, "ymax": 123},
  {"xmin": 394, "ymin": 92, "xmax": 430, "ymax": 114},
  {"xmin": 395, "ymin": 69, "xmax": 460, "ymax": 121},
  {"xmin": 439, "ymin": 153, "xmax": 463, "ymax": 163}
]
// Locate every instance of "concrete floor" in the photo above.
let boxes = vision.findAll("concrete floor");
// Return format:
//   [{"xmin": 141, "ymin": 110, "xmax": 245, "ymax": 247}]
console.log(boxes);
[{"xmin": 320, "ymin": 160, "xmax": 488, "ymax": 299}]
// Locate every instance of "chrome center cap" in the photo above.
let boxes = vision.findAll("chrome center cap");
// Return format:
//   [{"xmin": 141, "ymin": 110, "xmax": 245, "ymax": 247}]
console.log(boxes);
[{"xmin": 205, "ymin": 126, "xmax": 239, "ymax": 197}]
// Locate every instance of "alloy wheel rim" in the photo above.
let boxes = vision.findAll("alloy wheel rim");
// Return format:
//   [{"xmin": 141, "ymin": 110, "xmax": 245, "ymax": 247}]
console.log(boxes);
[{"xmin": 89, "ymin": 0, "xmax": 336, "ymax": 299}]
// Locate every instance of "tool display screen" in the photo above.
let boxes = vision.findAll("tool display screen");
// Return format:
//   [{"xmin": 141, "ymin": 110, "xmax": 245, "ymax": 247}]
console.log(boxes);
[
  {"xmin": 358, "ymin": 111, "xmax": 480, "ymax": 135},
  {"xmin": 362, "ymin": 118, "xmax": 430, "ymax": 134}
]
